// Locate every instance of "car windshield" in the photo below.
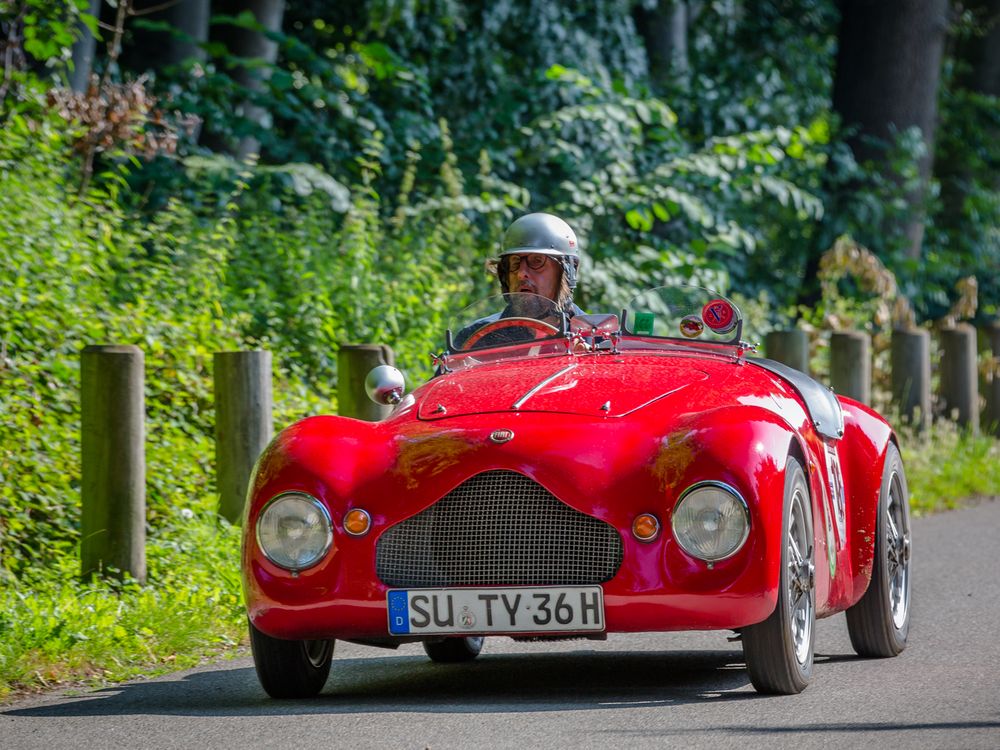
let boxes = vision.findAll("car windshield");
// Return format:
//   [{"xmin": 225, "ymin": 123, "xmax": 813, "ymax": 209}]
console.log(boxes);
[
  {"xmin": 622, "ymin": 285, "xmax": 744, "ymax": 346},
  {"xmin": 441, "ymin": 286, "xmax": 745, "ymax": 369}
]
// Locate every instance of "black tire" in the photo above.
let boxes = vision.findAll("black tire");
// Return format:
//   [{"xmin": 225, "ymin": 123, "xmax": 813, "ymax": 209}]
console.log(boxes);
[
  {"xmin": 423, "ymin": 636, "xmax": 485, "ymax": 663},
  {"xmin": 249, "ymin": 620, "xmax": 334, "ymax": 699},
  {"xmin": 846, "ymin": 442, "xmax": 912, "ymax": 657},
  {"xmin": 742, "ymin": 457, "xmax": 816, "ymax": 694}
]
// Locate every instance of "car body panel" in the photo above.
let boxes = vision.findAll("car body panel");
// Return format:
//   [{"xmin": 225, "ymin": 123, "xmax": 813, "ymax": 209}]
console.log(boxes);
[{"xmin": 242, "ymin": 340, "xmax": 894, "ymax": 643}]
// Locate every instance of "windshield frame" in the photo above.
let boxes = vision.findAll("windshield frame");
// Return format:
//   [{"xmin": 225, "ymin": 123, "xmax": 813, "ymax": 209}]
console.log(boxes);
[{"xmin": 436, "ymin": 286, "xmax": 751, "ymax": 372}]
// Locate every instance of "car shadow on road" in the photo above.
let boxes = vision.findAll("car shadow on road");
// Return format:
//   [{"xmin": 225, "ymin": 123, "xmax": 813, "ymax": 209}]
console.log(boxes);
[{"xmin": 4, "ymin": 649, "xmax": 766, "ymax": 718}]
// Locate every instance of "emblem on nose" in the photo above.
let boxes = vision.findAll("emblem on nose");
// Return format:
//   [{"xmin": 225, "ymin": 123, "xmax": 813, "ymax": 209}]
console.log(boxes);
[{"xmin": 489, "ymin": 429, "xmax": 515, "ymax": 444}]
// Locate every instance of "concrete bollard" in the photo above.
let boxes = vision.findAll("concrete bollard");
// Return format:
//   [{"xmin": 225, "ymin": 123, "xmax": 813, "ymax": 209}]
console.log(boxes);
[
  {"xmin": 765, "ymin": 329, "xmax": 810, "ymax": 374},
  {"xmin": 830, "ymin": 330, "xmax": 871, "ymax": 405},
  {"xmin": 891, "ymin": 328, "xmax": 931, "ymax": 431},
  {"xmin": 939, "ymin": 324, "xmax": 979, "ymax": 434},
  {"xmin": 81, "ymin": 345, "xmax": 146, "ymax": 582},
  {"xmin": 214, "ymin": 351, "xmax": 273, "ymax": 524},
  {"xmin": 338, "ymin": 344, "xmax": 396, "ymax": 421},
  {"xmin": 985, "ymin": 322, "xmax": 1000, "ymax": 436}
]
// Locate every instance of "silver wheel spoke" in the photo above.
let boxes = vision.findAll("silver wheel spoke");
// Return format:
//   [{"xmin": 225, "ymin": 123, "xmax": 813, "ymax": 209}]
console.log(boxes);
[
  {"xmin": 789, "ymin": 535, "xmax": 804, "ymax": 566},
  {"xmin": 887, "ymin": 510, "xmax": 900, "ymax": 542}
]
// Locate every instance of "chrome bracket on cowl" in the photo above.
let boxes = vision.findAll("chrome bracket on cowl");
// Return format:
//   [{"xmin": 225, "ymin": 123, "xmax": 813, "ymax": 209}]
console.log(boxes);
[{"xmin": 431, "ymin": 351, "xmax": 452, "ymax": 374}]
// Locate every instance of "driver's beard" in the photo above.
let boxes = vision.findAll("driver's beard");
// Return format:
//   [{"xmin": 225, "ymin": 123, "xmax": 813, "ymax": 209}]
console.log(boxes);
[{"xmin": 508, "ymin": 295, "xmax": 552, "ymax": 319}]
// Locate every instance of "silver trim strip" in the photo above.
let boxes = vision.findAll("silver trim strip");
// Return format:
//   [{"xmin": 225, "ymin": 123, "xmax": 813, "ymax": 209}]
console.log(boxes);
[{"xmin": 511, "ymin": 363, "xmax": 577, "ymax": 410}]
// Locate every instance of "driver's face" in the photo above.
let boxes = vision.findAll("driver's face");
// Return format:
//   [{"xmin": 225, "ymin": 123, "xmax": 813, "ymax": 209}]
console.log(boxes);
[{"xmin": 507, "ymin": 253, "xmax": 561, "ymax": 301}]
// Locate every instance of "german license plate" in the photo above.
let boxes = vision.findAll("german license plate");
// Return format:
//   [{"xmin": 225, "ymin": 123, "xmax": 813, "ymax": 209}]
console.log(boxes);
[{"xmin": 387, "ymin": 586, "xmax": 604, "ymax": 635}]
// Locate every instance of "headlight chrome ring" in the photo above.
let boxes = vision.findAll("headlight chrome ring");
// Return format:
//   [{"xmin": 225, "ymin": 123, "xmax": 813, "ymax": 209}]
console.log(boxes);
[
  {"xmin": 256, "ymin": 491, "xmax": 333, "ymax": 572},
  {"xmin": 671, "ymin": 481, "xmax": 751, "ymax": 562}
]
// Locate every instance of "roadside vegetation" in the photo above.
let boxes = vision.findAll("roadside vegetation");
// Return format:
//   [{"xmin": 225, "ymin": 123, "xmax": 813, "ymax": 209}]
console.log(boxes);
[{"xmin": 1, "ymin": 0, "xmax": 998, "ymax": 702}]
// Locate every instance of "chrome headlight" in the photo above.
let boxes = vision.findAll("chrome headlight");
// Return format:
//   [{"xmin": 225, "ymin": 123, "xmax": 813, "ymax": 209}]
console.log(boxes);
[
  {"xmin": 671, "ymin": 482, "xmax": 750, "ymax": 562},
  {"xmin": 256, "ymin": 492, "xmax": 333, "ymax": 571}
]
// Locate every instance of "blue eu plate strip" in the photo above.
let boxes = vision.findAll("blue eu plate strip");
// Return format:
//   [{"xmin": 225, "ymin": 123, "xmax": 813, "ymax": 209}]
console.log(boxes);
[{"xmin": 387, "ymin": 590, "xmax": 410, "ymax": 634}]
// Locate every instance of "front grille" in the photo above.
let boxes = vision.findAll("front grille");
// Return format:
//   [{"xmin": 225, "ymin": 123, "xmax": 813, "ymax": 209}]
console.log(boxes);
[{"xmin": 376, "ymin": 470, "xmax": 623, "ymax": 587}]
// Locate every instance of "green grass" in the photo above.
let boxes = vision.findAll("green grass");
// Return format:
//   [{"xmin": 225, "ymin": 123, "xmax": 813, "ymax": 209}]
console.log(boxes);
[
  {"xmin": 0, "ymin": 510, "xmax": 245, "ymax": 702},
  {"xmin": 900, "ymin": 421, "xmax": 1000, "ymax": 515},
  {"xmin": 0, "ymin": 426, "xmax": 996, "ymax": 703}
]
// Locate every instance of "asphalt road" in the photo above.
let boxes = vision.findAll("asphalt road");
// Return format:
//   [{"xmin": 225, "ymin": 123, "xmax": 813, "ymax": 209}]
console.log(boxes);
[{"xmin": 3, "ymin": 499, "xmax": 999, "ymax": 750}]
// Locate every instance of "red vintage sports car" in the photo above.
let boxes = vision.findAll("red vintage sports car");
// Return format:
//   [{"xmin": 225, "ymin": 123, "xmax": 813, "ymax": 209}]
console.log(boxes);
[{"xmin": 241, "ymin": 286, "xmax": 912, "ymax": 698}]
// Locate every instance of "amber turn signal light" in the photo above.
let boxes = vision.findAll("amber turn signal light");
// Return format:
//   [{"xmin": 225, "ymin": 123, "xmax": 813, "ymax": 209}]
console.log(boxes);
[
  {"xmin": 632, "ymin": 513, "xmax": 660, "ymax": 542},
  {"xmin": 344, "ymin": 508, "xmax": 371, "ymax": 537}
]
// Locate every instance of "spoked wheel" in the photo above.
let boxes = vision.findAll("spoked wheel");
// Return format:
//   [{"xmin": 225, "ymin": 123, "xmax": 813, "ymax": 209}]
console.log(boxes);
[
  {"xmin": 249, "ymin": 619, "xmax": 334, "ymax": 699},
  {"xmin": 742, "ymin": 457, "xmax": 816, "ymax": 694},
  {"xmin": 423, "ymin": 636, "xmax": 485, "ymax": 663},
  {"xmin": 846, "ymin": 442, "xmax": 912, "ymax": 657}
]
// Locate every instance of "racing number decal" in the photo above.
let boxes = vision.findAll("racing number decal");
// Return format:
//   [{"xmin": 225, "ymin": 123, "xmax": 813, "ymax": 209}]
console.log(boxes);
[
  {"xmin": 824, "ymin": 442, "xmax": 847, "ymax": 545},
  {"xmin": 701, "ymin": 299, "xmax": 737, "ymax": 334}
]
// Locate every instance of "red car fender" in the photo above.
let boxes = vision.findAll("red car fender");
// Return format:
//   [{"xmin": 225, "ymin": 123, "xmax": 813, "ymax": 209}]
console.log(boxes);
[
  {"xmin": 241, "ymin": 416, "xmax": 391, "ymax": 621},
  {"xmin": 660, "ymin": 403, "xmax": 802, "ymax": 625},
  {"xmin": 836, "ymin": 398, "xmax": 896, "ymax": 606}
]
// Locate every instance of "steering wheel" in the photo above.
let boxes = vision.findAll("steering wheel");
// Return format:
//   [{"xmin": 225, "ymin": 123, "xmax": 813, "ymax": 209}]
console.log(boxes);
[{"xmin": 460, "ymin": 317, "xmax": 559, "ymax": 350}]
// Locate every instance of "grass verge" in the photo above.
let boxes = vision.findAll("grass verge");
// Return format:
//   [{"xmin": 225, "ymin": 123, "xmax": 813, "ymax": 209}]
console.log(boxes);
[
  {"xmin": 0, "ymin": 509, "xmax": 245, "ymax": 702},
  {"xmin": 899, "ymin": 421, "xmax": 1000, "ymax": 515}
]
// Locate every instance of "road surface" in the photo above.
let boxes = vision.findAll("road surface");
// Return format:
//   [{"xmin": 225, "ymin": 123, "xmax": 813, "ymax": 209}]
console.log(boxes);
[{"xmin": 3, "ymin": 499, "xmax": 999, "ymax": 749}]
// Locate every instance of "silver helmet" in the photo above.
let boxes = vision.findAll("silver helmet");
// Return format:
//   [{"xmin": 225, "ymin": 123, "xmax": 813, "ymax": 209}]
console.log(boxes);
[{"xmin": 498, "ymin": 212, "xmax": 581, "ymax": 293}]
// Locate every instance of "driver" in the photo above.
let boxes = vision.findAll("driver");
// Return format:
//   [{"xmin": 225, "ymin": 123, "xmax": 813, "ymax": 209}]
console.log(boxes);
[{"xmin": 454, "ymin": 212, "xmax": 585, "ymax": 349}]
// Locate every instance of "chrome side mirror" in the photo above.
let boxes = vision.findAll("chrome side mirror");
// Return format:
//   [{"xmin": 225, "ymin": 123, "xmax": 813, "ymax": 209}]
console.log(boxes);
[{"xmin": 365, "ymin": 365, "xmax": 405, "ymax": 405}]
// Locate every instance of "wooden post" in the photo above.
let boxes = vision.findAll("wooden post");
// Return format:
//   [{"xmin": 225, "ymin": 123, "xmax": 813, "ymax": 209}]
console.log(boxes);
[
  {"xmin": 765, "ymin": 329, "xmax": 810, "ymax": 374},
  {"xmin": 939, "ymin": 324, "xmax": 979, "ymax": 433},
  {"xmin": 830, "ymin": 330, "xmax": 871, "ymax": 404},
  {"xmin": 81, "ymin": 345, "xmax": 146, "ymax": 582},
  {"xmin": 214, "ymin": 351, "xmax": 273, "ymax": 524},
  {"xmin": 891, "ymin": 328, "xmax": 931, "ymax": 430},
  {"xmin": 338, "ymin": 344, "xmax": 396, "ymax": 421},
  {"xmin": 983, "ymin": 322, "xmax": 1000, "ymax": 435}
]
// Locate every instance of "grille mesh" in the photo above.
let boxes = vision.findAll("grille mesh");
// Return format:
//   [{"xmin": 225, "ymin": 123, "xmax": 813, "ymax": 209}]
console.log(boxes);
[{"xmin": 376, "ymin": 470, "xmax": 623, "ymax": 587}]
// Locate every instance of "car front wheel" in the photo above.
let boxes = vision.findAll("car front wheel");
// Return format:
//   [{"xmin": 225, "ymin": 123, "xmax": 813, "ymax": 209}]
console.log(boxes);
[
  {"xmin": 249, "ymin": 620, "xmax": 334, "ymax": 699},
  {"xmin": 742, "ymin": 456, "xmax": 815, "ymax": 694},
  {"xmin": 423, "ymin": 636, "xmax": 484, "ymax": 663},
  {"xmin": 846, "ymin": 442, "xmax": 912, "ymax": 657}
]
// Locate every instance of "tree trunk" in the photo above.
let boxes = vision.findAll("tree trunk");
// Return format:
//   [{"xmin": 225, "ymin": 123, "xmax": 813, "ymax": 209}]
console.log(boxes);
[
  {"xmin": 201, "ymin": 0, "xmax": 286, "ymax": 159},
  {"xmin": 69, "ymin": 0, "xmax": 103, "ymax": 92},
  {"xmin": 634, "ymin": 0, "xmax": 689, "ymax": 90},
  {"xmin": 830, "ymin": 0, "xmax": 949, "ymax": 260},
  {"xmin": 120, "ymin": 0, "xmax": 210, "ymax": 73},
  {"xmin": 798, "ymin": 0, "xmax": 950, "ymax": 309}
]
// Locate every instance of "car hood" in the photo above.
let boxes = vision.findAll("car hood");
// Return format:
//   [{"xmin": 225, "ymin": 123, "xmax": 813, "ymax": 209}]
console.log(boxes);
[{"xmin": 417, "ymin": 357, "xmax": 710, "ymax": 420}]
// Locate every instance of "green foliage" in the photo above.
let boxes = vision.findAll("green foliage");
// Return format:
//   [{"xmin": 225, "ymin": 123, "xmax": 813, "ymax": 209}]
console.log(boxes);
[
  {"xmin": 4, "ymin": 0, "xmax": 95, "ymax": 69},
  {"xmin": 0, "ymin": 108, "xmax": 251, "ymax": 575},
  {"xmin": 179, "ymin": 127, "xmax": 521, "ymax": 388},
  {"xmin": 0, "ymin": 94, "xmax": 522, "ymax": 578},
  {"xmin": 520, "ymin": 65, "xmax": 825, "ymax": 309},
  {"xmin": 926, "ymin": 79, "xmax": 1000, "ymax": 320}
]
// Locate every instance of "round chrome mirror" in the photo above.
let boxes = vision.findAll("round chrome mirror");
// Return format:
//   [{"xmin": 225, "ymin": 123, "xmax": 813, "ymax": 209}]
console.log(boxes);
[{"xmin": 365, "ymin": 365, "xmax": 405, "ymax": 405}]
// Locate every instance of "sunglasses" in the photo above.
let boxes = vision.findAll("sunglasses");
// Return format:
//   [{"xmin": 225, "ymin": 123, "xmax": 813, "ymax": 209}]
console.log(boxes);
[{"xmin": 505, "ymin": 254, "xmax": 550, "ymax": 273}]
